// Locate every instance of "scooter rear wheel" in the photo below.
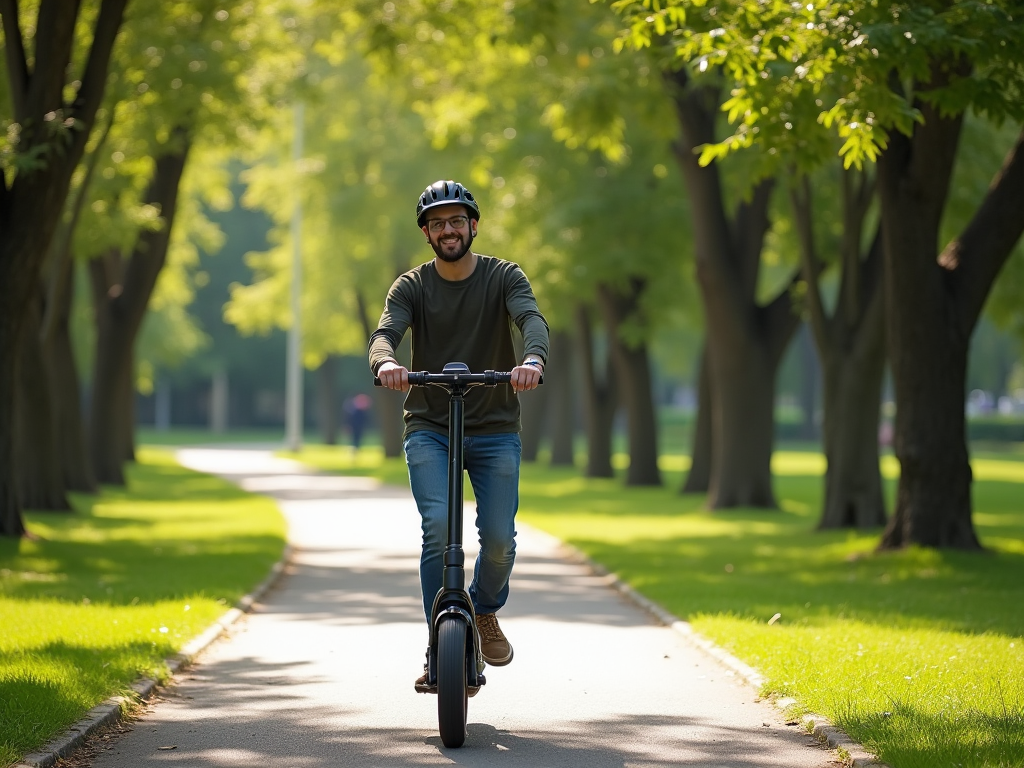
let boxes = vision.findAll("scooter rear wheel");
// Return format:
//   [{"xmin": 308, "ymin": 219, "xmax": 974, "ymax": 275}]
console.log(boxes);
[{"xmin": 436, "ymin": 615, "xmax": 469, "ymax": 747}]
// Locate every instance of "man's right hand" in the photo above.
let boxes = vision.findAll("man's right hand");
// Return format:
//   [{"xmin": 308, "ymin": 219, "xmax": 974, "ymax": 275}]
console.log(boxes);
[{"xmin": 377, "ymin": 361, "xmax": 410, "ymax": 392}]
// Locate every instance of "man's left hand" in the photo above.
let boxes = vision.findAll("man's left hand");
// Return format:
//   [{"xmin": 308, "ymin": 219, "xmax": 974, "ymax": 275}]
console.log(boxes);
[{"xmin": 511, "ymin": 362, "xmax": 543, "ymax": 393}]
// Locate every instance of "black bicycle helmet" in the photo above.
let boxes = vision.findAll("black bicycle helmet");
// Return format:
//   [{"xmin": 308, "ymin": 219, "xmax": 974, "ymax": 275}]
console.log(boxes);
[{"xmin": 416, "ymin": 180, "xmax": 481, "ymax": 227}]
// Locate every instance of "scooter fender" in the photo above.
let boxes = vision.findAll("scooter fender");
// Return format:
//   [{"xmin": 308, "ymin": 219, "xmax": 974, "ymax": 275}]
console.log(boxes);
[{"xmin": 429, "ymin": 596, "xmax": 486, "ymax": 682}]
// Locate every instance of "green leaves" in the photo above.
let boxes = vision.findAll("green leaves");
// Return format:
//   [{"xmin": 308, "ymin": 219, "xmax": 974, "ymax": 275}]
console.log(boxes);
[{"xmin": 606, "ymin": 0, "xmax": 1024, "ymax": 171}]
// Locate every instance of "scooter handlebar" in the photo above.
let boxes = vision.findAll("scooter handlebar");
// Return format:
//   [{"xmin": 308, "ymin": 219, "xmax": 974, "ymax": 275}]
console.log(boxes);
[{"xmin": 373, "ymin": 370, "xmax": 542, "ymax": 387}]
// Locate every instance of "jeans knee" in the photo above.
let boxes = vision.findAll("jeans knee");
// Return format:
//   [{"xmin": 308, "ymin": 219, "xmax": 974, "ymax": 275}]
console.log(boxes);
[{"xmin": 479, "ymin": 536, "xmax": 516, "ymax": 564}]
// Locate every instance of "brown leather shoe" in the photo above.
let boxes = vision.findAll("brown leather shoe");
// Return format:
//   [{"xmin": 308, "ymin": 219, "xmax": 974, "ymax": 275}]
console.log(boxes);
[
  {"xmin": 476, "ymin": 613, "xmax": 513, "ymax": 666},
  {"xmin": 414, "ymin": 667, "xmax": 435, "ymax": 694}
]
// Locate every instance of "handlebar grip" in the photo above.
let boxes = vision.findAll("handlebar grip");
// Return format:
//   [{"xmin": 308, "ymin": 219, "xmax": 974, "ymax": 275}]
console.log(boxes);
[{"xmin": 374, "ymin": 372, "xmax": 428, "ymax": 386}]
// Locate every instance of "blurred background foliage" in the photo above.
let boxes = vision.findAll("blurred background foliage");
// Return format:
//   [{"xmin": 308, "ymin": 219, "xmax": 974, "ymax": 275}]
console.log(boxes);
[{"xmin": 8, "ymin": 0, "xmax": 1017, "ymax": 440}]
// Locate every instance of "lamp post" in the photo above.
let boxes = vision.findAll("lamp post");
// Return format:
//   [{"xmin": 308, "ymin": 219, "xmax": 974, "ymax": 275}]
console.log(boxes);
[{"xmin": 285, "ymin": 102, "xmax": 304, "ymax": 453}]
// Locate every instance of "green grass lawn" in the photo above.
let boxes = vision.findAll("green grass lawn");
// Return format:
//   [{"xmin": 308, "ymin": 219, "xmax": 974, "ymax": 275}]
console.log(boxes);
[
  {"xmin": 289, "ymin": 443, "xmax": 1024, "ymax": 768},
  {"xmin": 0, "ymin": 448, "xmax": 286, "ymax": 767}
]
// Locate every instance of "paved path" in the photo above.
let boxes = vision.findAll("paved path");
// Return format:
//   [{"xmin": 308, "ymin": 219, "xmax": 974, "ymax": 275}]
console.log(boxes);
[{"xmin": 90, "ymin": 448, "xmax": 835, "ymax": 768}]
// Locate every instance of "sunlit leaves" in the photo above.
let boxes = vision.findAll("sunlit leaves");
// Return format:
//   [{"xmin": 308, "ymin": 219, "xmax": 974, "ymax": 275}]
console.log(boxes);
[{"xmin": 607, "ymin": 0, "xmax": 1024, "ymax": 170}]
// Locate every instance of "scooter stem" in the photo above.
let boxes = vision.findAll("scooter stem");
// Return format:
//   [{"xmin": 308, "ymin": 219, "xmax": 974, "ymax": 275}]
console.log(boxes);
[{"xmin": 443, "ymin": 389, "xmax": 466, "ymax": 593}]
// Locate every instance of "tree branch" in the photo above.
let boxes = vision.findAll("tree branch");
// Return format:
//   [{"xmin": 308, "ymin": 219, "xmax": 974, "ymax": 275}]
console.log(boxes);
[
  {"xmin": 119, "ymin": 128, "xmax": 192, "ymax": 338},
  {"xmin": 734, "ymin": 177, "xmax": 775, "ymax": 301},
  {"xmin": 0, "ymin": 0, "xmax": 29, "ymax": 122},
  {"xmin": 40, "ymin": 107, "xmax": 116, "ymax": 344},
  {"xmin": 789, "ymin": 174, "xmax": 830, "ymax": 352},
  {"xmin": 858, "ymin": 227, "xmax": 884, "ymax": 315},
  {"xmin": 762, "ymin": 267, "xmax": 804, "ymax": 368},
  {"xmin": 71, "ymin": 0, "xmax": 128, "ymax": 123},
  {"xmin": 355, "ymin": 289, "xmax": 373, "ymax": 346},
  {"xmin": 0, "ymin": 162, "xmax": 9, "ymax": 213},
  {"xmin": 663, "ymin": 70, "xmax": 735, "ymax": 282},
  {"xmin": 87, "ymin": 249, "xmax": 113, "ymax": 309},
  {"xmin": 946, "ymin": 128, "xmax": 1024, "ymax": 333},
  {"xmin": 839, "ymin": 166, "xmax": 876, "ymax": 329},
  {"xmin": 25, "ymin": 0, "xmax": 80, "ymax": 121}
]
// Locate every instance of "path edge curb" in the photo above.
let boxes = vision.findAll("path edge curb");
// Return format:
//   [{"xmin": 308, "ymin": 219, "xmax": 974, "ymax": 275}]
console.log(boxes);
[
  {"xmin": 553, "ymin": 538, "xmax": 892, "ymax": 768},
  {"xmin": 13, "ymin": 543, "xmax": 294, "ymax": 768}
]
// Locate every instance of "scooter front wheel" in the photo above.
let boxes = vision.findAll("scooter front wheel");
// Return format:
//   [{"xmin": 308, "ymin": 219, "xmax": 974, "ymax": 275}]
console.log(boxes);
[{"xmin": 436, "ymin": 615, "xmax": 469, "ymax": 747}]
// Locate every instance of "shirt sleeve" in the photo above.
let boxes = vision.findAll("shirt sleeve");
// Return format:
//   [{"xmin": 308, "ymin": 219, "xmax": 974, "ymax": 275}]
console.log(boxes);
[
  {"xmin": 504, "ymin": 264, "xmax": 549, "ymax": 364},
  {"xmin": 368, "ymin": 274, "xmax": 414, "ymax": 375}
]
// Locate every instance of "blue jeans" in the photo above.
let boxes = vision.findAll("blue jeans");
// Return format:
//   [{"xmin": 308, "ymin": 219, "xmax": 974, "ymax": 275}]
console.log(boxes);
[{"xmin": 403, "ymin": 430, "xmax": 521, "ymax": 624}]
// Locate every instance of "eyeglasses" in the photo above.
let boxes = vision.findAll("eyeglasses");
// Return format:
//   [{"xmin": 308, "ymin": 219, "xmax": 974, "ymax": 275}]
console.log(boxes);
[{"xmin": 425, "ymin": 215, "xmax": 470, "ymax": 233}]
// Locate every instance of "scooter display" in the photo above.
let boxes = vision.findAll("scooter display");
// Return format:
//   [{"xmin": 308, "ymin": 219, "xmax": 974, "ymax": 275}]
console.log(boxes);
[{"xmin": 374, "ymin": 362, "xmax": 537, "ymax": 748}]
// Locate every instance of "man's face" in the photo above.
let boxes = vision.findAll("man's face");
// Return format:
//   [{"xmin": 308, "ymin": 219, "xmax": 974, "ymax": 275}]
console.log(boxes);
[{"xmin": 421, "ymin": 204, "xmax": 476, "ymax": 263}]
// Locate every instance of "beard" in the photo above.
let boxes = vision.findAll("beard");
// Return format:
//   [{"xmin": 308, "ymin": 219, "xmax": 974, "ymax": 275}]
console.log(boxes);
[{"xmin": 430, "ymin": 229, "xmax": 474, "ymax": 262}]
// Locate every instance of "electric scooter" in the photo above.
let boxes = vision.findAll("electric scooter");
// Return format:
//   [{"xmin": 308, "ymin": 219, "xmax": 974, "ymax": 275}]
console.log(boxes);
[{"xmin": 375, "ymin": 362, "xmax": 538, "ymax": 748}]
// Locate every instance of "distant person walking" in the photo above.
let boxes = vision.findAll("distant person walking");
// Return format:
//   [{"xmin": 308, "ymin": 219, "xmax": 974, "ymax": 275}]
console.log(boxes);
[
  {"xmin": 345, "ymin": 393, "xmax": 372, "ymax": 449},
  {"xmin": 369, "ymin": 179, "xmax": 549, "ymax": 690}
]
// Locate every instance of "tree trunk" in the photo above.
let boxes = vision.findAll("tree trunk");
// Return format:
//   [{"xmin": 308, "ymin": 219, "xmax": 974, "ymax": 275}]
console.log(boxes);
[
  {"xmin": 882, "ymin": 298, "xmax": 975, "ymax": 548},
  {"xmin": 817, "ymin": 257, "xmax": 887, "ymax": 529},
  {"xmin": 548, "ymin": 330, "xmax": 575, "ymax": 466},
  {"xmin": 818, "ymin": 258, "xmax": 887, "ymax": 530},
  {"xmin": 666, "ymin": 70, "xmax": 800, "ymax": 509},
  {"xmin": 15, "ymin": 293, "xmax": 69, "ymax": 510},
  {"xmin": 39, "ymin": 95, "xmax": 112, "ymax": 494},
  {"xmin": 318, "ymin": 355, "xmax": 338, "ymax": 445},
  {"xmin": 519, "ymin": 379, "xmax": 547, "ymax": 462},
  {"xmin": 89, "ymin": 133, "xmax": 192, "ymax": 484},
  {"xmin": 357, "ymin": 286, "xmax": 406, "ymax": 458},
  {"xmin": 0, "ymin": 335, "xmax": 26, "ymax": 535},
  {"xmin": 798, "ymin": 324, "xmax": 820, "ymax": 440},
  {"xmin": 681, "ymin": 343, "xmax": 712, "ymax": 493},
  {"xmin": 0, "ymin": 0, "xmax": 129, "ymax": 535},
  {"xmin": 820, "ymin": 336, "xmax": 886, "ymax": 529},
  {"xmin": 878, "ymin": 90, "xmax": 972, "ymax": 548},
  {"xmin": 791, "ymin": 173, "xmax": 887, "ymax": 529},
  {"xmin": 44, "ymin": 260, "xmax": 96, "ymax": 492},
  {"xmin": 598, "ymin": 282, "xmax": 661, "ymax": 486},
  {"xmin": 374, "ymin": 388, "xmax": 405, "ymax": 457},
  {"xmin": 89, "ymin": 288, "xmax": 135, "ymax": 484},
  {"xmin": 708, "ymin": 336, "xmax": 778, "ymax": 506},
  {"xmin": 121, "ymin": 354, "xmax": 136, "ymax": 463},
  {"xmin": 575, "ymin": 305, "xmax": 616, "ymax": 478},
  {"xmin": 877, "ymin": 96, "xmax": 1024, "ymax": 549}
]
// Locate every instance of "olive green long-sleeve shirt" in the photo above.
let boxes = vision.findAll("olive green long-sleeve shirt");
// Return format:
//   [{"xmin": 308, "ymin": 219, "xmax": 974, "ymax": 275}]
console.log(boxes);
[{"xmin": 368, "ymin": 255, "xmax": 549, "ymax": 438}]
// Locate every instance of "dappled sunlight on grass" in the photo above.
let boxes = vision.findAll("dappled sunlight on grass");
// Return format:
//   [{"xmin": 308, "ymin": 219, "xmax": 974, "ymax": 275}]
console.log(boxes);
[
  {"xmin": 657, "ymin": 453, "xmax": 691, "ymax": 473},
  {"xmin": 771, "ymin": 451, "xmax": 827, "ymax": 475},
  {"xmin": 972, "ymin": 458, "xmax": 1024, "ymax": 483},
  {"xmin": 694, "ymin": 615, "xmax": 1024, "ymax": 768}
]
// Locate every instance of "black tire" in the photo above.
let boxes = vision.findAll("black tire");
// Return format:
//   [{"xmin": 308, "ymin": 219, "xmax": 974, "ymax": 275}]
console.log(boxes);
[{"xmin": 436, "ymin": 616, "xmax": 468, "ymax": 748}]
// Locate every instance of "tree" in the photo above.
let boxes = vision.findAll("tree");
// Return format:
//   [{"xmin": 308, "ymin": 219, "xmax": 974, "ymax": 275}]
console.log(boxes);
[
  {"xmin": 0, "ymin": 0, "xmax": 129, "ymax": 536},
  {"xmin": 14, "ymin": 115, "xmax": 113, "ymax": 510},
  {"xmin": 619, "ymin": 0, "xmax": 1024, "ymax": 547},
  {"xmin": 88, "ymin": 130, "xmax": 193, "ymax": 482},
  {"xmin": 76, "ymin": 0, "xmax": 294, "ymax": 482},
  {"xmin": 607, "ymin": 2, "xmax": 821, "ymax": 507}
]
